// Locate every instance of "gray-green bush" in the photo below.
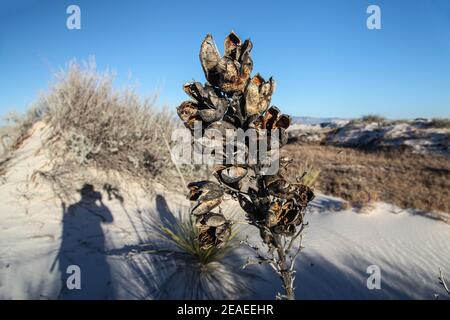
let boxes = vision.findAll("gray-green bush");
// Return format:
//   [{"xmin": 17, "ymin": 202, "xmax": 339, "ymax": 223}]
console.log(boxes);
[{"xmin": 43, "ymin": 60, "xmax": 178, "ymax": 179}]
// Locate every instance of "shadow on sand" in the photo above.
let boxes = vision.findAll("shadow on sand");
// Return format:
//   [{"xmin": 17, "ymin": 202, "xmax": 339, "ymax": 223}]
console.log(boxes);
[{"xmin": 54, "ymin": 184, "xmax": 114, "ymax": 299}]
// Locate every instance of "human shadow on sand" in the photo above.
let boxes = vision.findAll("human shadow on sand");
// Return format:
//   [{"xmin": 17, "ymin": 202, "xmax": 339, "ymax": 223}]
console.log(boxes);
[{"xmin": 54, "ymin": 184, "xmax": 114, "ymax": 299}]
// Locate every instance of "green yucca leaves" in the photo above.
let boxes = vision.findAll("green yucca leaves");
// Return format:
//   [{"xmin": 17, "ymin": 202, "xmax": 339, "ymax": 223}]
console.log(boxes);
[
  {"xmin": 158, "ymin": 214, "xmax": 238, "ymax": 265},
  {"xmin": 138, "ymin": 206, "xmax": 257, "ymax": 300}
]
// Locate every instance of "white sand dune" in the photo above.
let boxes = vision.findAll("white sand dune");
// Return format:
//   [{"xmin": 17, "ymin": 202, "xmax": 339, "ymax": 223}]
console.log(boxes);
[
  {"xmin": 0, "ymin": 123, "xmax": 449, "ymax": 300},
  {"xmin": 288, "ymin": 119, "xmax": 450, "ymax": 156}
]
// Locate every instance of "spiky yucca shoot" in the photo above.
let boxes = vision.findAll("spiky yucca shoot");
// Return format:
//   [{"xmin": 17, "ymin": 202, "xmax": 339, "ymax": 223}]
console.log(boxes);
[
  {"xmin": 150, "ymin": 208, "xmax": 256, "ymax": 299},
  {"xmin": 160, "ymin": 212, "xmax": 236, "ymax": 265},
  {"xmin": 176, "ymin": 32, "xmax": 315, "ymax": 300}
]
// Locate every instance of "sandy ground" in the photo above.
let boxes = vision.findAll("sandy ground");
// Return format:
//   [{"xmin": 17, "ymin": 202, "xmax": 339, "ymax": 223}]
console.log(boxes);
[{"xmin": 0, "ymin": 123, "xmax": 449, "ymax": 300}]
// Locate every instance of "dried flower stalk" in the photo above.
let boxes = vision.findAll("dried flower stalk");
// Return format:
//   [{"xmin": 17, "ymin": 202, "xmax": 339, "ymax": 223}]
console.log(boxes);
[{"xmin": 177, "ymin": 32, "xmax": 315, "ymax": 300}]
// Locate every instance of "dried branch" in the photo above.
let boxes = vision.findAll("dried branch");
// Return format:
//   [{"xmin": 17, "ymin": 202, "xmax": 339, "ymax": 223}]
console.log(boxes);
[
  {"xmin": 286, "ymin": 222, "xmax": 307, "ymax": 254},
  {"xmin": 438, "ymin": 268, "xmax": 450, "ymax": 296},
  {"xmin": 156, "ymin": 123, "xmax": 188, "ymax": 192}
]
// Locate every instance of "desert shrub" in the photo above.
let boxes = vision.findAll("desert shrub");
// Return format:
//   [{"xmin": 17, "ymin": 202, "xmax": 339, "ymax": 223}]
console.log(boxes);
[
  {"xmin": 429, "ymin": 118, "xmax": 450, "ymax": 129},
  {"xmin": 0, "ymin": 104, "xmax": 46, "ymax": 158},
  {"xmin": 347, "ymin": 119, "xmax": 360, "ymax": 125},
  {"xmin": 361, "ymin": 114, "xmax": 386, "ymax": 123},
  {"xmin": 43, "ymin": 60, "xmax": 178, "ymax": 179}
]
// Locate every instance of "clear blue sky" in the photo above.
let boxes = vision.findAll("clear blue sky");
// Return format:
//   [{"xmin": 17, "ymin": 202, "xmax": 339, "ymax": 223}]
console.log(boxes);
[{"xmin": 1, "ymin": 0, "xmax": 449, "ymax": 119}]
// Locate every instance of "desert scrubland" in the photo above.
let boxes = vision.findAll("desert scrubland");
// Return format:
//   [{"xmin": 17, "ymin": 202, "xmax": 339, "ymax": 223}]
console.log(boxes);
[{"xmin": 1, "ymin": 64, "xmax": 449, "ymax": 300}]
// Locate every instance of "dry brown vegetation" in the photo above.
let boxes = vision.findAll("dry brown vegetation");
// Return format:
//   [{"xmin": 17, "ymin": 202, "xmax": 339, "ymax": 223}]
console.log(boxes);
[
  {"xmin": 3, "ymin": 60, "xmax": 449, "ymax": 217},
  {"xmin": 0, "ymin": 61, "xmax": 206, "ymax": 196},
  {"xmin": 430, "ymin": 118, "xmax": 450, "ymax": 129},
  {"xmin": 44, "ymin": 61, "xmax": 177, "ymax": 177},
  {"xmin": 1, "ymin": 106, "xmax": 45, "ymax": 156},
  {"xmin": 360, "ymin": 114, "xmax": 386, "ymax": 123},
  {"xmin": 282, "ymin": 144, "xmax": 450, "ymax": 214}
]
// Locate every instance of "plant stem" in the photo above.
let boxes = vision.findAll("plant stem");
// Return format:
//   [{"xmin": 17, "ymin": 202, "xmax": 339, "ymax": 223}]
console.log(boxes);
[
  {"xmin": 274, "ymin": 234, "xmax": 295, "ymax": 300},
  {"xmin": 156, "ymin": 124, "xmax": 188, "ymax": 192}
]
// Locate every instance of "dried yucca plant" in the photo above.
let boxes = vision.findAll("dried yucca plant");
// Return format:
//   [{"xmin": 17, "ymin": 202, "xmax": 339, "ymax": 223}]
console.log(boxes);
[{"xmin": 176, "ymin": 32, "xmax": 315, "ymax": 300}]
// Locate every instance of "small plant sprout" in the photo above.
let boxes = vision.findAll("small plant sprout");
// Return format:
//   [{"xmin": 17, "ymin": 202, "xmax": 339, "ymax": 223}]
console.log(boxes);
[{"xmin": 176, "ymin": 32, "xmax": 315, "ymax": 300}]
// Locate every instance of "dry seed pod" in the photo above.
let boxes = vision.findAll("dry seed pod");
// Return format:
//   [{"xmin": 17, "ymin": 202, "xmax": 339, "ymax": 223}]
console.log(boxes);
[
  {"xmin": 275, "ymin": 114, "xmax": 291, "ymax": 129},
  {"xmin": 257, "ymin": 107, "xmax": 279, "ymax": 129},
  {"xmin": 192, "ymin": 197, "xmax": 223, "ymax": 216},
  {"xmin": 292, "ymin": 184, "xmax": 315, "ymax": 206},
  {"xmin": 187, "ymin": 181, "xmax": 224, "ymax": 215},
  {"xmin": 266, "ymin": 200, "xmax": 282, "ymax": 228},
  {"xmin": 224, "ymin": 31, "xmax": 241, "ymax": 60},
  {"xmin": 200, "ymin": 34, "xmax": 221, "ymax": 85},
  {"xmin": 238, "ymin": 40, "xmax": 254, "ymax": 89},
  {"xmin": 182, "ymin": 82, "xmax": 229, "ymax": 123},
  {"xmin": 265, "ymin": 197, "xmax": 305, "ymax": 232},
  {"xmin": 197, "ymin": 222, "xmax": 231, "ymax": 249},
  {"xmin": 215, "ymin": 222, "xmax": 232, "ymax": 245},
  {"xmin": 184, "ymin": 83, "xmax": 228, "ymax": 112},
  {"xmin": 206, "ymin": 121, "xmax": 236, "ymax": 137},
  {"xmin": 244, "ymin": 74, "xmax": 275, "ymax": 116},
  {"xmin": 197, "ymin": 106, "xmax": 227, "ymax": 123},
  {"xmin": 198, "ymin": 226, "xmax": 216, "ymax": 250},
  {"xmin": 281, "ymin": 210, "xmax": 301, "ymax": 227},
  {"xmin": 218, "ymin": 165, "xmax": 248, "ymax": 185},
  {"xmin": 200, "ymin": 32, "xmax": 253, "ymax": 94},
  {"xmin": 266, "ymin": 178, "xmax": 291, "ymax": 198},
  {"xmin": 253, "ymin": 107, "xmax": 291, "ymax": 146},
  {"xmin": 216, "ymin": 57, "xmax": 242, "ymax": 93},
  {"xmin": 183, "ymin": 82, "xmax": 207, "ymax": 101},
  {"xmin": 218, "ymin": 60, "xmax": 253, "ymax": 93},
  {"xmin": 177, "ymin": 101, "xmax": 199, "ymax": 126},
  {"xmin": 187, "ymin": 181, "xmax": 224, "ymax": 201},
  {"xmin": 203, "ymin": 212, "xmax": 227, "ymax": 227},
  {"xmin": 255, "ymin": 107, "xmax": 291, "ymax": 131},
  {"xmin": 280, "ymin": 201, "xmax": 301, "ymax": 225},
  {"xmin": 237, "ymin": 195, "xmax": 257, "ymax": 216}
]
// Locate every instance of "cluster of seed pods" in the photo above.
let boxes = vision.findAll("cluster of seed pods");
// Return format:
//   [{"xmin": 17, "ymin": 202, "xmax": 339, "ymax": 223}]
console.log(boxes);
[{"xmin": 178, "ymin": 32, "xmax": 315, "ymax": 249}]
